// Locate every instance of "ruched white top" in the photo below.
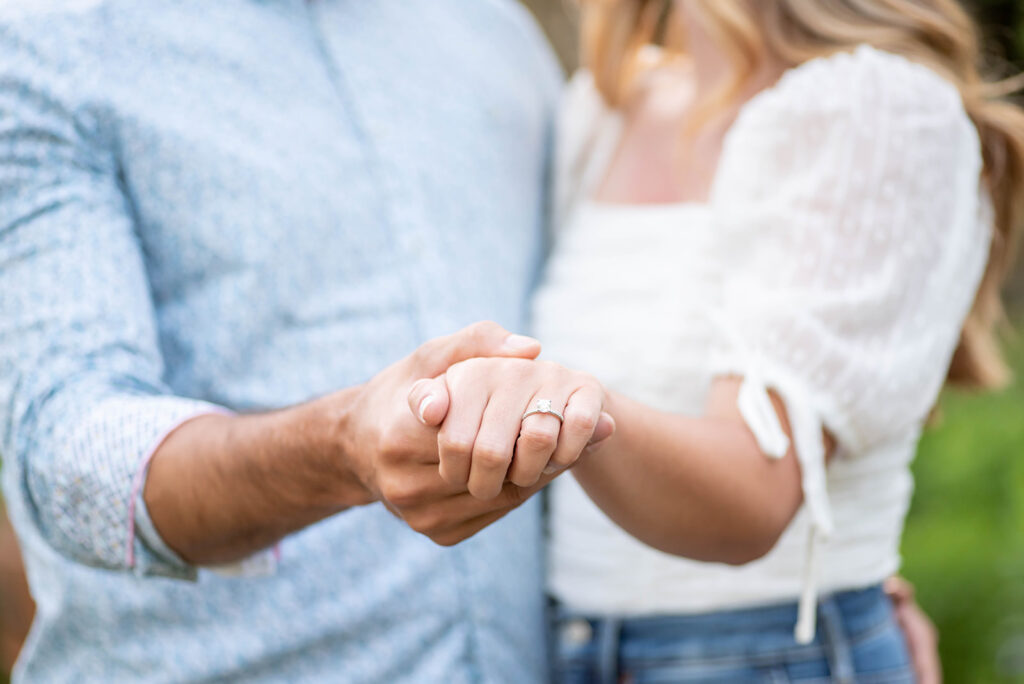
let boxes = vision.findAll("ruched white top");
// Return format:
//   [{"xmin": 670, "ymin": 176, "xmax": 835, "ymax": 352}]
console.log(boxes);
[{"xmin": 534, "ymin": 46, "xmax": 992, "ymax": 643}]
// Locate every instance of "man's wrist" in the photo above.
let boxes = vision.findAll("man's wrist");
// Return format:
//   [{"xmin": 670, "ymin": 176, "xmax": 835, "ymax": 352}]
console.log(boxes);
[{"xmin": 288, "ymin": 386, "xmax": 376, "ymax": 511}]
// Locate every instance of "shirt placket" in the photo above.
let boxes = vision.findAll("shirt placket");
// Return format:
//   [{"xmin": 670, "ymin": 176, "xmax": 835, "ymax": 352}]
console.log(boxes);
[
  {"xmin": 299, "ymin": 0, "xmax": 451, "ymax": 345},
  {"xmin": 299, "ymin": 3, "xmax": 481, "ymax": 681}
]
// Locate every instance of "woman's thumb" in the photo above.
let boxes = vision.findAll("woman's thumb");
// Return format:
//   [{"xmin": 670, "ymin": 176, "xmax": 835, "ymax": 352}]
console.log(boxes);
[{"xmin": 408, "ymin": 376, "xmax": 451, "ymax": 427}]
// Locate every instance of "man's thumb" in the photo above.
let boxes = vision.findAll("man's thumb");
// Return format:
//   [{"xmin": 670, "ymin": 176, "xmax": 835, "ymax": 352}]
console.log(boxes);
[{"xmin": 412, "ymin": 321, "xmax": 541, "ymax": 376}]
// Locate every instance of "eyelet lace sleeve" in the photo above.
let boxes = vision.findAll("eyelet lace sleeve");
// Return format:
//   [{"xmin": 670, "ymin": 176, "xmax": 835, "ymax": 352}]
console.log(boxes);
[{"xmin": 707, "ymin": 46, "xmax": 991, "ymax": 643}]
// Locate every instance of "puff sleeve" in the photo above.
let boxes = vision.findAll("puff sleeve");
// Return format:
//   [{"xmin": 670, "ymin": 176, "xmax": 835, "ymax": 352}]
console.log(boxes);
[{"xmin": 707, "ymin": 47, "xmax": 991, "ymax": 642}]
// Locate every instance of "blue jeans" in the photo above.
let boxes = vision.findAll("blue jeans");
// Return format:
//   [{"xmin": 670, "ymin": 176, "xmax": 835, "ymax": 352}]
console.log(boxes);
[{"xmin": 551, "ymin": 586, "xmax": 914, "ymax": 683}]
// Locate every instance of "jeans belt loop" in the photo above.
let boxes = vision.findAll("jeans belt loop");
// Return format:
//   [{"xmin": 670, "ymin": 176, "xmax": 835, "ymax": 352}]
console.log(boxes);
[
  {"xmin": 597, "ymin": 616, "xmax": 623, "ymax": 684},
  {"xmin": 819, "ymin": 595, "xmax": 856, "ymax": 684}
]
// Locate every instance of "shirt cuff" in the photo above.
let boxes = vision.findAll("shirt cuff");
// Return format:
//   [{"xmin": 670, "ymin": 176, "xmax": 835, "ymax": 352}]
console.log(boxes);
[
  {"xmin": 131, "ymin": 487, "xmax": 198, "ymax": 580},
  {"xmin": 132, "ymin": 491, "xmax": 281, "ymax": 580},
  {"xmin": 127, "ymin": 406, "xmax": 281, "ymax": 580}
]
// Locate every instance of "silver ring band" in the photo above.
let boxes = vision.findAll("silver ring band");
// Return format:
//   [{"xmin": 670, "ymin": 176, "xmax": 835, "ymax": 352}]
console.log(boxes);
[{"xmin": 522, "ymin": 399, "xmax": 564, "ymax": 424}]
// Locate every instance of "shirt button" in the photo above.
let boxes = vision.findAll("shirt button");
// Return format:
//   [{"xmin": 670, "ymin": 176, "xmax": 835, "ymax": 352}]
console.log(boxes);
[{"xmin": 562, "ymin": 619, "xmax": 593, "ymax": 646}]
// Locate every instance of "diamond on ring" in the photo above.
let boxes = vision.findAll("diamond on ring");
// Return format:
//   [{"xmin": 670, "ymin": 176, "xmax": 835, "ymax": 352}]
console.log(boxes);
[{"xmin": 522, "ymin": 398, "xmax": 564, "ymax": 423}]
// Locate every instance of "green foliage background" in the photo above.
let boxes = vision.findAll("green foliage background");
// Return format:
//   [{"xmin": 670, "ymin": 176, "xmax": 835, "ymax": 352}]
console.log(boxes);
[{"xmin": 904, "ymin": 338, "xmax": 1024, "ymax": 682}]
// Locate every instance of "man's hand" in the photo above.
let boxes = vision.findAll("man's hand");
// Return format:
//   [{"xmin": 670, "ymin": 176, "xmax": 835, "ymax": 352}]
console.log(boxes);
[
  {"xmin": 146, "ymin": 322, "xmax": 548, "ymax": 563},
  {"xmin": 336, "ymin": 322, "xmax": 566, "ymax": 544}
]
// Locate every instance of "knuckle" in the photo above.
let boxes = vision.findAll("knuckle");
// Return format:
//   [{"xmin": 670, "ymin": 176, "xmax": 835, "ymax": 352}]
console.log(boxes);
[
  {"xmin": 474, "ymin": 442, "xmax": 512, "ymax": 469},
  {"xmin": 438, "ymin": 433, "xmax": 474, "ymax": 458},
  {"xmin": 405, "ymin": 512, "xmax": 428, "ymax": 534},
  {"xmin": 518, "ymin": 424, "xmax": 559, "ymax": 452},
  {"xmin": 408, "ymin": 344, "xmax": 428, "ymax": 366},
  {"xmin": 445, "ymin": 358, "xmax": 487, "ymax": 387},
  {"xmin": 470, "ymin": 320, "xmax": 500, "ymax": 336},
  {"xmin": 407, "ymin": 510, "xmax": 445, "ymax": 536},
  {"xmin": 508, "ymin": 468, "xmax": 540, "ymax": 488},
  {"xmin": 564, "ymin": 408, "xmax": 597, "ymax": 436},
  {"xmin": 549, "ymin": 450, "xmax": 580, "ymax": 469},
  {"xmin": 410, "ymin": 337, "xmax": 441, "ymax": 367},
  {"xmin": 379, "ymin": 476, "xmax": 421, "ymax": 508},
  {"xmin": 467, "ymin": 320, "xmax": 498, "ymax": 349},
  {"xmin": 378, "ymin": 434, "xmax": 409, "ymax": 462},
  {"xmin": 548, "ymin": 445, "xmax": 582, "ymax": 468},
  {"xmin": 442, "ymin": 365, "xmax": 465, "ymax": 387},
  {"xmin": 468, "ymin": 482, "xmax": 501, "ymax": 501}
]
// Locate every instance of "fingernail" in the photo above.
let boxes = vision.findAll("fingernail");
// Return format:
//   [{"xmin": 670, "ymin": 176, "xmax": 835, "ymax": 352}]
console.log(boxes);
[
  {"xmin": 543, "ymin": 465, "xmax": 562, "ymax": 475},
  {"xmin": 584, "ymin": 436, "xmax": 611, "ymax": 454},
  {"xmin": 503, "ymin": 334, "xmax": 539, "ymax": 351},
  {"xmin": 417, "ymin": 395, "xmax": 435, "ymax": 424}
]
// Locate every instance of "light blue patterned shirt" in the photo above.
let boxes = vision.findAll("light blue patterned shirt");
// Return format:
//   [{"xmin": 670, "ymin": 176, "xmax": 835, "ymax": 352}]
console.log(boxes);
[{"xmin": 0, "ymin": 1, "xmax": 560, "ymax": 681}]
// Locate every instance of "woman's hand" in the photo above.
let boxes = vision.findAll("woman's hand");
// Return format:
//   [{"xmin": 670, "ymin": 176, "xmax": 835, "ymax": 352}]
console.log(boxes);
[
  {"xmin": 408, "ymin": 358, "xmax": 615, "ymax": 500},
  {"xmin": 885, "ymin": 576, "xmax": 942, "ymax": 683}
]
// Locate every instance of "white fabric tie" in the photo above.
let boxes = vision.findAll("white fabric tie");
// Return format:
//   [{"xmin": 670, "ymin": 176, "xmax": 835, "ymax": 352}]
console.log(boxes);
[
  {"xmin": 738, "ymin": 372, "xmax": 834, "ymax": 644},
  {"xmin": 795, "ymin": 525, "xmax": 822, "ymax": 644},
  {"xmin": 737, "ymin": 371, "xmax": 790, "ymax": 460}
]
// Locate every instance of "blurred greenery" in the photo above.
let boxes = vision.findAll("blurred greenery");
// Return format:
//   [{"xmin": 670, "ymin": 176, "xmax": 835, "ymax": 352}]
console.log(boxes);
[{"xmin": 903, "ymin": 332, "xmax": 1024, "ymax": 682}]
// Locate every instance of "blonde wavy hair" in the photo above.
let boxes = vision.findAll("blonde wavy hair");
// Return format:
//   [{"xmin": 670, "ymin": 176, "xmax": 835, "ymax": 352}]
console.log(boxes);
[{"xmin": 581, "ymin": 0, "xmax": 1024, "ymax": 389}]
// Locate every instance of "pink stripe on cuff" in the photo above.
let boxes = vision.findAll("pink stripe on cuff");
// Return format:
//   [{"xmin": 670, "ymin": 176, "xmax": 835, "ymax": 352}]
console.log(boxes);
[{"xmin": 125, "ymin": 407, "xmax": 234, "ymax": 569}]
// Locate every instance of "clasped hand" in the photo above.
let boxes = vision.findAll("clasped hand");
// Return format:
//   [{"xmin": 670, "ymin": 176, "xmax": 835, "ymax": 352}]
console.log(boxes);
[
  {"xmin": 409, "ymin": 357, "xmax": 613, "ymax": 500},
  {"xmin": 345, "ymin": 322, "xmax": 613, "ymax": 546}
]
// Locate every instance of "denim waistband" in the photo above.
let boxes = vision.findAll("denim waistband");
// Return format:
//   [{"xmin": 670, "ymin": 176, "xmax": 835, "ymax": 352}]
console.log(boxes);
[
  {"xmin": 553, "ymin": 585, "xmax": 890, "ymax": 642},
  {"xmin": 550, "ymin": 585, "xmax": 908, "ymax": 684}
]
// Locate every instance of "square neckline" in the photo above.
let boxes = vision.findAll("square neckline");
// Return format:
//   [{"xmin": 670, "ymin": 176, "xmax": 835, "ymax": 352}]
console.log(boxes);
[{"xmin": 578, "ymin": 45, "xmax": 880, "ymax": 214}]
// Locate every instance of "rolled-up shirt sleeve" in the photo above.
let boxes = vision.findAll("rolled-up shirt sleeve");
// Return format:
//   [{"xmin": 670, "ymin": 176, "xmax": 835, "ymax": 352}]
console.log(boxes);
[{"xmin": 0, "ymin": 32, "xmax": 229, "ymax": 577}]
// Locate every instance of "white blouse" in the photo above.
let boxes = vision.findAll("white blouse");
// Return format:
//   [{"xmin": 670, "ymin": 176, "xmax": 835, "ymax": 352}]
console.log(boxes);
[{"xmin": 533, "ymin": 45, "xmax": 992, "ymax": 643}]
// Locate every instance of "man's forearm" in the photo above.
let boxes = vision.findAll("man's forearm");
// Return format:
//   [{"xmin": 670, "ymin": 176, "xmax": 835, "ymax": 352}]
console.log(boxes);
[
  {"xmin": 142, "ymin": 322, "xmax": 545, "ymax": 566},
  {"xmin": 144, "ymin": 387, "xmax": 370, "ymax": 566}
]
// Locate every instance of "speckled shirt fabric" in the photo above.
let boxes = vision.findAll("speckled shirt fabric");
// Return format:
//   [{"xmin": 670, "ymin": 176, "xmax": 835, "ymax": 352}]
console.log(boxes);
[{"xmin": 0, "ymin": 1, "xmax": 560, "ymax": 681}]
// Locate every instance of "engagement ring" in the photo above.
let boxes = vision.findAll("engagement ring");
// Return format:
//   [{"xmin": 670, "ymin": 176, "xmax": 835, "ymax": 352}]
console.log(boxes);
[{"xmin": 522, "ymin": 398, "xmax": 564, "ymax": 423}]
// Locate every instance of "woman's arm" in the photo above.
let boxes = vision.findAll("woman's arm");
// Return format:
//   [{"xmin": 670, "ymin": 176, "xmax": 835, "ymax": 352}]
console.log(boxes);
[
  {"xmin": 572, "ymin": 379, "xmax": 833, "ymax": 565},
  {"xmin": 412, "ymin": 366, "xmax": 829, "ymax": 565}
]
